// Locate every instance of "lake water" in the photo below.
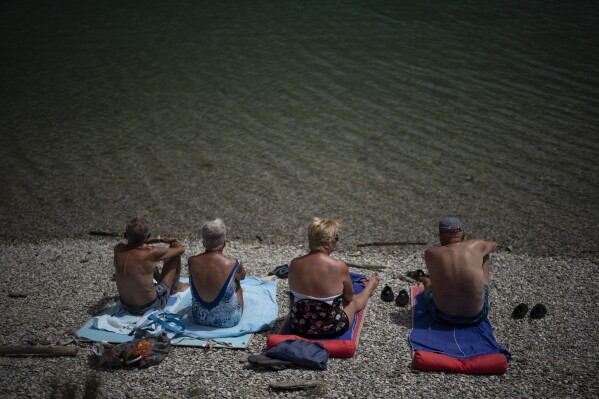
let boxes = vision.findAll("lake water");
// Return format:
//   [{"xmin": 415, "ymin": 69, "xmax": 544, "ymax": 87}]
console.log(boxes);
[{"xmin": 1, "ymin": 0, "xmax": 598, "ymax": 256}]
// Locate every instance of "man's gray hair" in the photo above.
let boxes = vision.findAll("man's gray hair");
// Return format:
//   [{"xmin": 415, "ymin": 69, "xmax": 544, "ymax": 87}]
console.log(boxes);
[{"xmin": 202, "ymin": 219, "xmax": 227, "ymax": 251}]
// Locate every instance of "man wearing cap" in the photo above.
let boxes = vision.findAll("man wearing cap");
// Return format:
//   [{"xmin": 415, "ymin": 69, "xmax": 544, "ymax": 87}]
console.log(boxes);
[{"xmin": 416, "ymin": 217, "xmax": 496, "ymax": 325}]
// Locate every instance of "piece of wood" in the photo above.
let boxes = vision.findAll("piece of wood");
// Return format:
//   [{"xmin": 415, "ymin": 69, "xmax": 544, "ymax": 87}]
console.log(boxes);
[
  {"xmin": 357, "ymin": 240, "xmax": 427, "ymax": 247},
  {"xmin": 269, "ymin": 379, "xmax": 323, "ymax": 390},
  {"xmin": 89, "ymin": 231, "xmax": 120, "ymax": 237},
  {"xmin": 346, "ymin": 262, "xmax": 387, "ymax": 271},
  {"xmin": 0, "ymin": 345, "xmax": 78, "ymax": 357},
  {"xmin": 398, "ymin": 274, "xmax": 418, "ymax": 284}
]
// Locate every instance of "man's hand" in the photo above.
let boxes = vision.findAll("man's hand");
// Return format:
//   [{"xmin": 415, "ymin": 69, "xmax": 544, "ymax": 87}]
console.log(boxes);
[
  {"xmin": 168, "ymin": 239, "xmax": 182, "ymax": 248},
  {"xmin": 144, "ymin": 236, "xmax": 180, "ymax": 246},
  {"xmin": 236, "ymin": 262, "xmax": 247, "ymax": 281}
]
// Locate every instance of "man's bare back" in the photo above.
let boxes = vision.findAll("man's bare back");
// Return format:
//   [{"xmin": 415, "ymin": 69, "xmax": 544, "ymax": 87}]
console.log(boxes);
[
  {"xmin": 425, "ymin": 239, "xmax": 495, "ymax": 316},
  {"xmin": 418, "ymin": 217, "xmax": 496, "ymax": 323},
  {"xmin": 114, "ymin": 218, "xmax": 187, "ymax": 313}
]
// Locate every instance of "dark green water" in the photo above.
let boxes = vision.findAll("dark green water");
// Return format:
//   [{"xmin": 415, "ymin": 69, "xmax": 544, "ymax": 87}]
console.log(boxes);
[{"xmin": 1, "ymin": 0, "xmax": 598, "ymax": 256}]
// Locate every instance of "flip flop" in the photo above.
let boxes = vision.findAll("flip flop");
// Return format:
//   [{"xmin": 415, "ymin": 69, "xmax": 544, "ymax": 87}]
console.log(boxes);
[
  {"xmin": 405, "ymin": 269, "xmax": 429, "ymax": 280},
  {"xmin": 511, "ymin": 303, "xmax": 529, "ymax": 319},
  {"xmin": 381, "ymin": 285, "xmax": 394, "ymax": 302},
  {"xmin": 395, "ymin": 289, "xmax": 409, "ymax": 306},
  {"xmin": 247, "ymin": 354, "xmax": 294, "ymax": 371},
  {"xmin": 268, "ymin": 264, "xmax": 289, "ymax": 279},
  {"xmin": 530, "ymin": 303, "xmax": 547, "ymax": 319}
]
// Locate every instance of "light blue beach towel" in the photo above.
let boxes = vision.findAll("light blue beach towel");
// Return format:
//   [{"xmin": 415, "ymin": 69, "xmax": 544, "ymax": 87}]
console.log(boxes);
[
  {"xmin": 175, "ymin": 276, "xmax": 278, "ymax": 339},
  {"xmin": 82, "ymin": 277, "xmax": 278, "ymax": 345}
]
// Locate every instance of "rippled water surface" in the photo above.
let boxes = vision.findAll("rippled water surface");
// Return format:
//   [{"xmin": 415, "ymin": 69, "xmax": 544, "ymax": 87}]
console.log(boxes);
[{"xmin": 1, "ymin": 0, "xmax": 598, "ymax": 256}]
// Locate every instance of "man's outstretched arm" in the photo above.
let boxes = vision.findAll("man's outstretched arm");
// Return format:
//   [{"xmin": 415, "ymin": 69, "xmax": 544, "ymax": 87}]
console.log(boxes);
[{"xmin": 478, "ymin": 240, "xmax": 497, "ymax": 256}]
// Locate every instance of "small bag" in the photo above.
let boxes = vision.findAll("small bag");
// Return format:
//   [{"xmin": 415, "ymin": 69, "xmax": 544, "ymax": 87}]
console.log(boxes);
[
  {"xmin": 91, "ymin": 333, "xmax": 171, "ymax": 369},
  {"xmin": 266, "ymin": 340, "xmax": 329, "ymax": 370}
]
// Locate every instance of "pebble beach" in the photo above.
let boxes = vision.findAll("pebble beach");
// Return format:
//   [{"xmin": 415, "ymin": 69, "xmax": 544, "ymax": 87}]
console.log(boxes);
[
  {"xmin": 2, "ymin": 1, "xmax": 598, "ymax": 397},
  {"xmin": 1, "ymin": 237, "xmax": 597, "ymax": 398}
]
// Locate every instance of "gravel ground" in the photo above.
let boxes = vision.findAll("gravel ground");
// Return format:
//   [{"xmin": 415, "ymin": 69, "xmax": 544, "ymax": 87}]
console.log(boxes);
[{"xmin": 0, "ymin": 237, "xmax": 597, "ymax": 398}]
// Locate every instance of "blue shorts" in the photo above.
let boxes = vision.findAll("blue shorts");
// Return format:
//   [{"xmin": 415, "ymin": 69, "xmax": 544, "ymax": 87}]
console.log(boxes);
[
  {"xmin": 425, "ymin": 285, "xmax": 489, "ymax": 326},
  {"xmin": 120, "ymin": 282, "xmax": 170, "ymax": 316}
]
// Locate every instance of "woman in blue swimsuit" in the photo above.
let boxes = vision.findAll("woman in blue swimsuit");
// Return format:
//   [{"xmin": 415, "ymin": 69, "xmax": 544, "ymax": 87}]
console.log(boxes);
[{"xmin": 188, "ymin": 219, "xmax": 246, "ymax": 328}]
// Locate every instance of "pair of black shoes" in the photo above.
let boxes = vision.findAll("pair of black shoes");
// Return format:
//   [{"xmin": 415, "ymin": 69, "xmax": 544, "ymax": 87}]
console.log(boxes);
[
  {"xmin": 512, "ymin": 303, "xmax": 547, "ymax": 319},
  {"xmin": 381, "ymin": 285, "xmax": 409, "ymax": 306}
]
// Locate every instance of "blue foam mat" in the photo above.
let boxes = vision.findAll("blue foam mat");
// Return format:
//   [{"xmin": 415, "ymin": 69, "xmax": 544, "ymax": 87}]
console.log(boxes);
[{"xmin": 410, "ymin": 288, "xmax": 511, "ymax": 360}]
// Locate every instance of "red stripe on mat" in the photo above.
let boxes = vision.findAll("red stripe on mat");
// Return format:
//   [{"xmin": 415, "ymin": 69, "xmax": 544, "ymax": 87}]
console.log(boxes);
[{"xmin": 266, "ymin": 309, "xmax": 365, "ymax": 358}]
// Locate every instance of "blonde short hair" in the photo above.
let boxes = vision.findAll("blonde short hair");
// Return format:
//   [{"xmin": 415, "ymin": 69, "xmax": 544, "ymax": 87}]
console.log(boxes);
[
  {"xmin": 202, "ymin": 219, "xmax": 226, "ymax": 251},
  {"xmin": 308, "ymin": 218, "xmax": 339, "ymax": 251}
]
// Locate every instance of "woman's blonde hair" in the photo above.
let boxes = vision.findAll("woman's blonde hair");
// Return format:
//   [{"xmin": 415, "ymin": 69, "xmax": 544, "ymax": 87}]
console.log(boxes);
[{"xmin": 308, "ymin": 218, "xmax": 339, "ymax": 251}]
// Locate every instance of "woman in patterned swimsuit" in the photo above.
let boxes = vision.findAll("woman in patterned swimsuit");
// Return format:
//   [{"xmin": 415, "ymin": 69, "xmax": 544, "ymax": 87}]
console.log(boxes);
[
  {"xmin": 288, "ymin": 218, "xmax": 380, "ymax": 338},
  {"xmin": 188, "ymin": 219, "xmax": 247, "ymax": 328}
]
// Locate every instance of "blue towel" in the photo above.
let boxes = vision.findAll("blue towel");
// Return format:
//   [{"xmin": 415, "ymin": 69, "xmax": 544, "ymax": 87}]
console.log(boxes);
[
  {"xmin": 176, "ymin": 276, "xmax": 278, "ymax": 339},
  {"xmin": 410, "ymin": 290, "xmax": 511, "ymax": 360},
  {"xmin": 92, "ymin": 276, "xmax": 277, "ymax": 339},
  {"xmin": 92, "ymin": 290, "xmax": 187, "ymax": 335}
]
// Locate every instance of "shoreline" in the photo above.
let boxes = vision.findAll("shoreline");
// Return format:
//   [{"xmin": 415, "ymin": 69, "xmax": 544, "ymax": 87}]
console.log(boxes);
[
  {"xmin": 0, "ymin": 238, "xmax": 597, "ymax": 398},
  {"xmin": 1, "ymin": 231, "xmax": 597, "ymax": 260}
]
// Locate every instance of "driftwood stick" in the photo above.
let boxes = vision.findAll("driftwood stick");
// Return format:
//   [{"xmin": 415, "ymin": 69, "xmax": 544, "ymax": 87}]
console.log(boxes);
[
  {"xmin": 7, "ymin": 293, "xmax": 28, "ymax": 298},
  {"xmin": 269, "ymin": 379, "xmax": 323, "ymax": 390},
  {"xmin": 0, "ymin": 346, "xmax": 78, "ymax": 357},
  {"xmin": 398, "ymin": 274, "xmax": 419, "ymax": 284},
  {"xmin": 346, "ymin": 263, "xmax": 387, "ymax": 271},
  {"xmin": 357, "ymin": 240, "xmax": 427, "ymax": 247},
  {"xmin": 89, "ymin": 231, "xmax": 120, "ymax": 237}
]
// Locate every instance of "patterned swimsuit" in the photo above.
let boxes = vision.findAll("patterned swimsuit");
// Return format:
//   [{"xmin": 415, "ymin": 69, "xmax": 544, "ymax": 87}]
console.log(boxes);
[
  {"xmin": 189, "ymin": 259, "xmax": 242, "ymax": 328},
  {"xmin": 289, "ymin": 292, "xmax": 350, "ymax": 338}
]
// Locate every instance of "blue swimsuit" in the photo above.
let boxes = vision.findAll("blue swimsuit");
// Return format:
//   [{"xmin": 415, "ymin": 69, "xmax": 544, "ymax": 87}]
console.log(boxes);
[
  {"xmin": 425, "ymin": 285, "xmax": 489, "ymax": 325},
  {"xmin": 189, "ymin": 259, "xmax": 243, "ymax": 328}
]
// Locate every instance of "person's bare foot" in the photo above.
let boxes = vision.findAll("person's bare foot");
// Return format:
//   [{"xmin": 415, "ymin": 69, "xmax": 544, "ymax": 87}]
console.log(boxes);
[
  {"xmin": 173, "ymin": 282, "xmax": 189, "ymax": 293},
  {"xmin": 370, "ymin": 272, "xmax": 381, "ymax": 289},
  {"xmin": 365, "ymin": 272, "xmax": 381, "ymax": 296}
]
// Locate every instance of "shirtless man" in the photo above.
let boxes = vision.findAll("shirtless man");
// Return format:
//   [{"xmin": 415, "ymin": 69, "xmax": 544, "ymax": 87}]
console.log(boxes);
[
  {"xmin": 416, "ymin": 217, "xmax": 496, "ymax": 325},
  {"xmin": 114, "ymin": 218, "xmax": 189, "ymax": 315}
]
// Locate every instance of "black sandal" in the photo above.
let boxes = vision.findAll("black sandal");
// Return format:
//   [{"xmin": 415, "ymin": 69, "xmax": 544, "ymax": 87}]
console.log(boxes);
[
  {"xmin": 381, "ymin": 285, "xmax": 394, "ymax": 302},
  {"xmin": 395, "ymin": 289, "xmax": 409, "ymax": 306},
  {"xmin": 530, "ymin": 303, "xmax": 547, "ymax": 319},
  {"xmin": 511, "ymin": 303, "xmax": 529, "ymax": 319},
  {"xmin": 405, "ymin": 269, "xmax": 428, "ymax": 280}
]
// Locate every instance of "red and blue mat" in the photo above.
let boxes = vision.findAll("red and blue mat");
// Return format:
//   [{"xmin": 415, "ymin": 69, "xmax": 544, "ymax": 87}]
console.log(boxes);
[
  {"xmin": 267, "ymin": 273, "xmax": 367, "ymax": 358},
  {"xmin": 410, "ymin": 286, "xmax": 511, "ymax": 374}
]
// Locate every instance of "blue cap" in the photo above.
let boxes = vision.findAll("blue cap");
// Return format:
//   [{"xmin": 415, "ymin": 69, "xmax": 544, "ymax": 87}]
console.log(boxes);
[{"xmin": 439, "ymin": 217, "xmax": 464, "ymax": 233}]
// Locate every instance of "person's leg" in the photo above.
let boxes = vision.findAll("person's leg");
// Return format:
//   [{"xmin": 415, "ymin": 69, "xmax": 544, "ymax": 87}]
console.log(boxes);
[
  {"xmin": 236, "ymin": 284, "xmax": 244, "ymax": 310},
  {"xmin": 343, "ymin": 273, "xmax": 380, "ymax": 322},
  {"xmin": 419, "ymin": 276, "xmax": 433, "ymax": 297},
  {"xmin": 482, "ymin": 254, "xmax": 491, "ymax": 284},
  {"xmin": 158, "ymin": 254, "xmax": 189, "ymax": 294}
]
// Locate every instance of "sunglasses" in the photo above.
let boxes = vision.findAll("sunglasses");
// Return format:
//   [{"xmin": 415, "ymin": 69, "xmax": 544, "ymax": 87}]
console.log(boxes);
[{"xmin": 334, "ymin": 234, "xmax": 339, "ymax": 242}]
